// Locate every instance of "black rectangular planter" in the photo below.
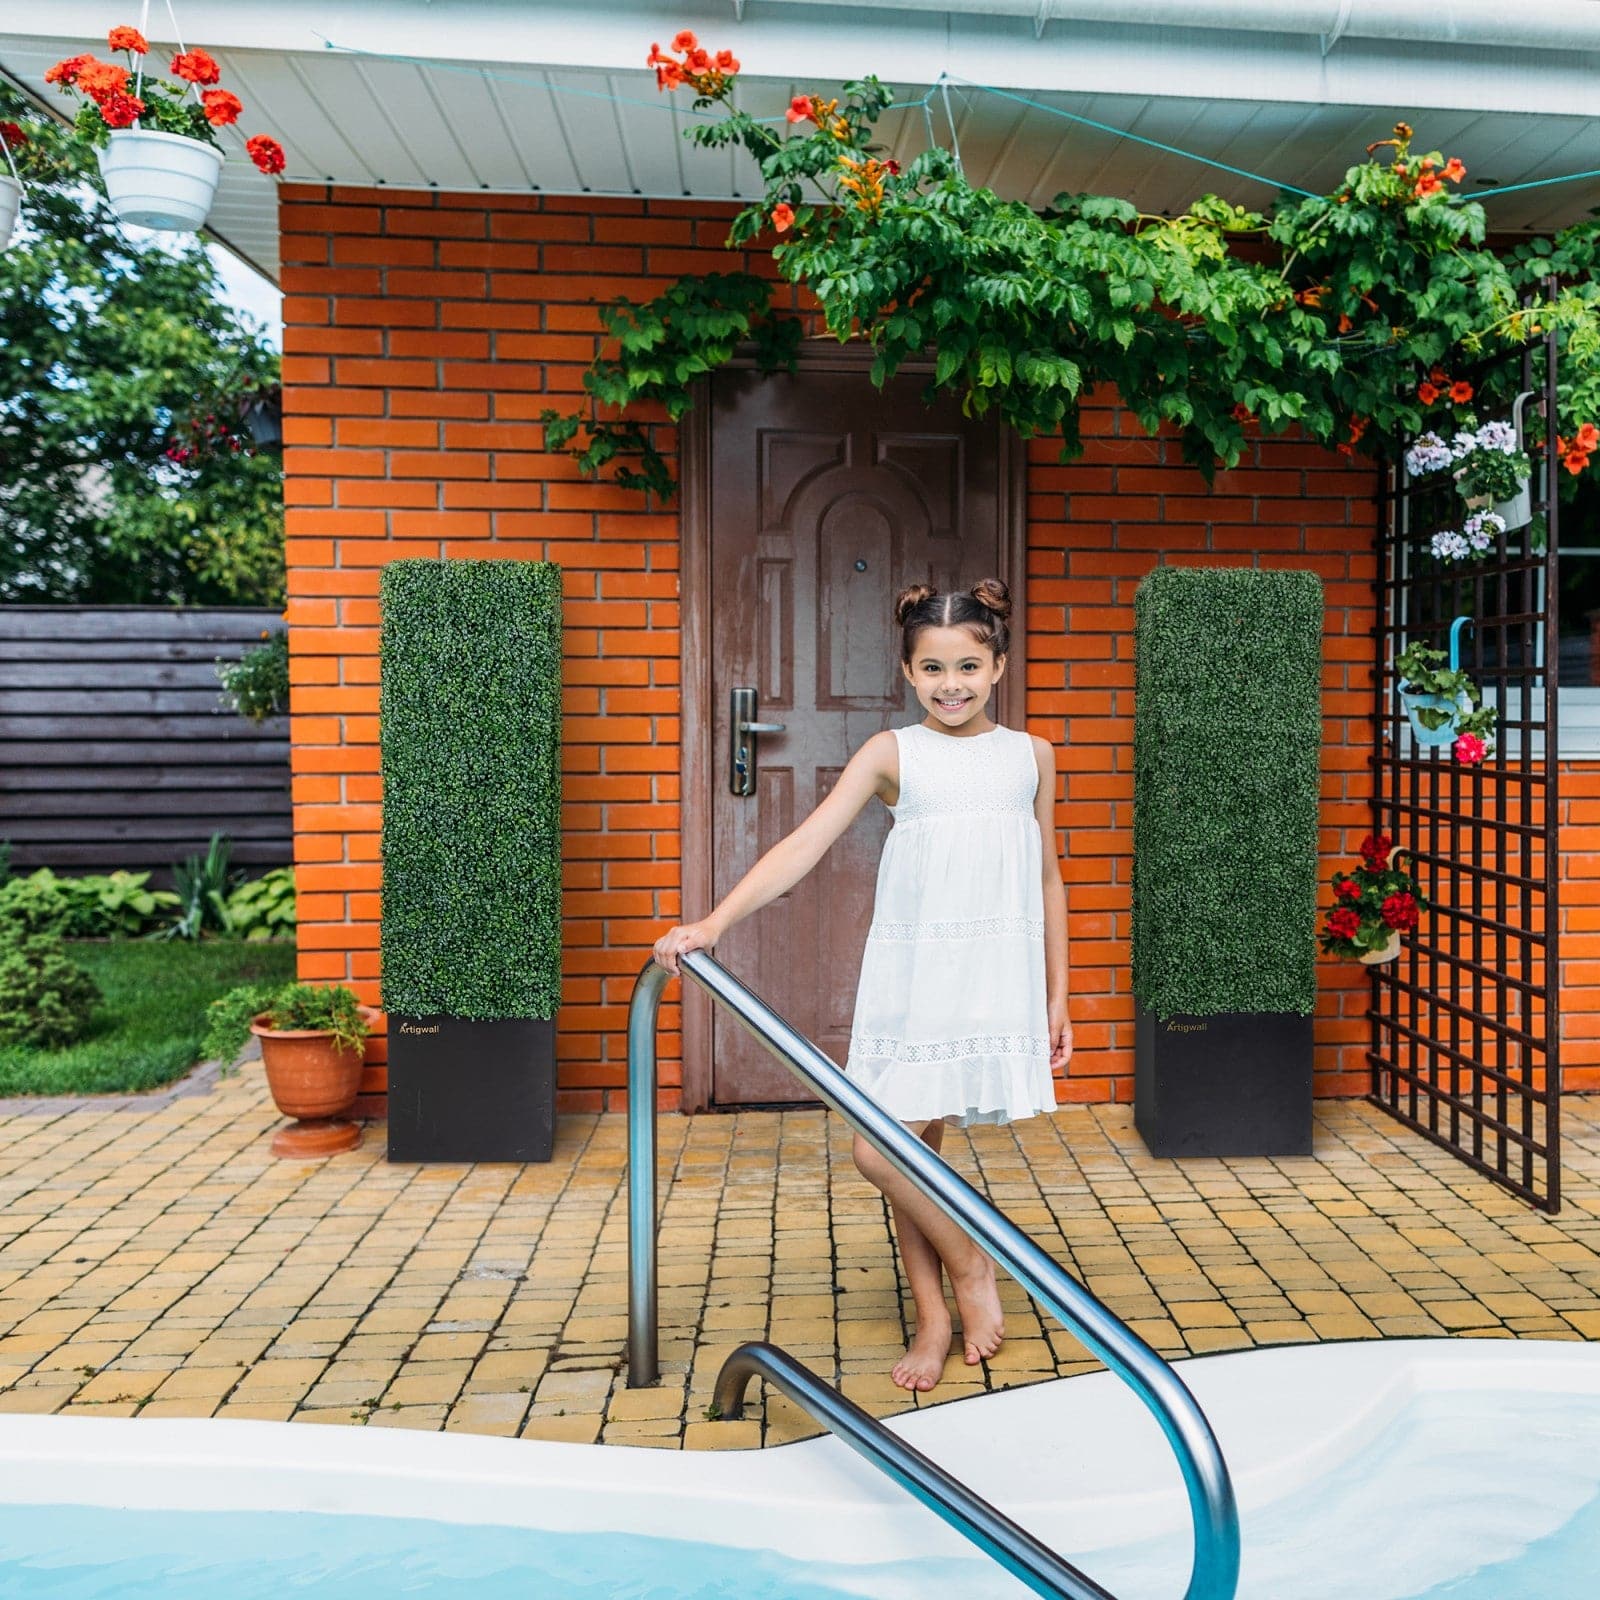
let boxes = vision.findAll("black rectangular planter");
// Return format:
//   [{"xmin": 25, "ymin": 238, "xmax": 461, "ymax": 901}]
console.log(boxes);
[
  {"xmin": 1135, "ymin": 1006, "xmax": 1314, "ymax": 1159},
  {"xmin": 386, "ymin": 1016, "xmax": 556, "ymax": 1163}
]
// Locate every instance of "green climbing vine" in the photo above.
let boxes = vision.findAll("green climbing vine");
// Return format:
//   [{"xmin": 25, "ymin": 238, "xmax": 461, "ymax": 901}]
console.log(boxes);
[{"xmin": 543, "ymin": 31, "xmax": 1600, "ymax": 499}]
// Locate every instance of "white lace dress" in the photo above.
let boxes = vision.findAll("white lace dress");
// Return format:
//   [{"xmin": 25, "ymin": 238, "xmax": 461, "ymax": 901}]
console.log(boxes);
[{"xmin": 844, "ymin": 722, "xmax": 1056, "ymax": 1127}]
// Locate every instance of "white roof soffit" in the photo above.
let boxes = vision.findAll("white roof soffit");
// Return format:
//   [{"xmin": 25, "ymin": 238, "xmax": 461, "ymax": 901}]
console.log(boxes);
[{"xmin": 4, "ymin": 1, "xmax": 1599, "ymax": 283}]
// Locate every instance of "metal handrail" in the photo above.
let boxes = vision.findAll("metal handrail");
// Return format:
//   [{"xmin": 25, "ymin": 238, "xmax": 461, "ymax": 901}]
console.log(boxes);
[
  {"xmin": 628, "ymin": 949, "xmax": 1241, "ymax": 1600},
  {"xmin": 716, "ymin": 1341, "xmax": 1117, "ymax": 1600}
]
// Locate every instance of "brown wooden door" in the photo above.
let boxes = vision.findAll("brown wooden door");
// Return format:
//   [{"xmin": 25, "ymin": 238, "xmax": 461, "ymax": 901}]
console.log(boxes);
[{"xmin": 693, "ymin": 362, "xmax": 1022, "ymax": 1107}]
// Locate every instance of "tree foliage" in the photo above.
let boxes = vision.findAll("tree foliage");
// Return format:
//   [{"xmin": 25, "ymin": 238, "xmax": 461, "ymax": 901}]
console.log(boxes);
[
  {"xmin": 547, "ymin": 49, "xmax": 1600, "ymax": 498},
  {"xmin": 0, "ymin": 90, "xmax": 282, "ymax": 603}
]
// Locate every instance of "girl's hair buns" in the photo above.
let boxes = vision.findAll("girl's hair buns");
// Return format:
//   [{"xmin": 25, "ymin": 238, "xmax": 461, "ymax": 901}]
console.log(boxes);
[
  {"xmin": 893, "ymin": 583, "xmax": 937, "ymax": 627},
  {"xmin": 894, "ymin": 578, "xmax": 1012, "ymax": 663}
]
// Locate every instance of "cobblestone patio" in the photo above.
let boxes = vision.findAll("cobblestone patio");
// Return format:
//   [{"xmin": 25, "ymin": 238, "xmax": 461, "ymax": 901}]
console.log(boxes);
[{"xmin": 0, "ymin": 1066, "xmax": 1596, "ymax": 1450}]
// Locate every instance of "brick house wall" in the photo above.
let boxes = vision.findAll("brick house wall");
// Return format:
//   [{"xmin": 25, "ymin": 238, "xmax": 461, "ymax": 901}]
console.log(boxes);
[{"xmin": 277, "ymin": 183, "xmax": 1596, "ymax": 1113}]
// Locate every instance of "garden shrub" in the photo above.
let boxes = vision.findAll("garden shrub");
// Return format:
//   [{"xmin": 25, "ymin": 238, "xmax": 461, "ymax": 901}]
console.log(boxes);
[
  {"xmin": 1132, "ymin": 567, "xmax": 1323, "ymax": 1019},
  {"xmin": 168, "ymin": 833, "xmax": 240, "ymax": 940},
  {"xmin": 0, "ymin": 931, "xmax": 102, "ymax": 1049},
  {"xmin": 379, "ymin": 559, "xmax": 563, "ymax": 1019},
  {"xmin": 225, "ymin": 867, "xmax": 296, "ymax": 941},
  {"xmin": 0, "ymin": 872, "xmax": 74, "ymax": 938},
  {"xmin": 217, "ymin": 630, "xmax": 290, "ymax": 723}
]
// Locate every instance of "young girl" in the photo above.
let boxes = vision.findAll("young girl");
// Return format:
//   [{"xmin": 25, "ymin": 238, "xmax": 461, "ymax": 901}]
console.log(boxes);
[{"xmin": 652, "ymin": 578, "xmax": 1072, "ymax": 1393}]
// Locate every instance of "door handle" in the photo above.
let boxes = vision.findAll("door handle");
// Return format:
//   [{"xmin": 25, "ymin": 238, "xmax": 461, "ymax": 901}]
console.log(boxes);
[{"xmin": 730, "ymin": 687, "xmax": 785, "ymax": 797}]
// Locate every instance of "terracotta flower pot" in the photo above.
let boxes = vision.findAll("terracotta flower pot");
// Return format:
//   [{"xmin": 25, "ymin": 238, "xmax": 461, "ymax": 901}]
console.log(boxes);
[{"xmin": 250, "ymin": 1005, "xmax": 376, "ymax": 1158}]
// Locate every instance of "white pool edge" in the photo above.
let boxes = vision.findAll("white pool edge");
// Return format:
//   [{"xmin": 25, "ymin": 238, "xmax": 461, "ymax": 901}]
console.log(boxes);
[{"xmin": 0, "ymin": 1338, "xmax": 1596, "ymax": 1568}]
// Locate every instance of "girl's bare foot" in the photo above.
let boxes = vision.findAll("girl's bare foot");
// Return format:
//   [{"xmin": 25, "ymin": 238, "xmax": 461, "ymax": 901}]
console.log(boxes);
[
  {"xmin": 891, "ymin": 1309, "xmax": 952, "ymax": 1392},
  {"xmin": 950, "ymin": 1256, "xmax": 1005, "ymax": 1364}
]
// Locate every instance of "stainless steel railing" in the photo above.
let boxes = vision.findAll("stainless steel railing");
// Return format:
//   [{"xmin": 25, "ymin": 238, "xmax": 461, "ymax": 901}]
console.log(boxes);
[
  {"xmin": 716, "ymin": 1340, "xmax": 1119, "ymax": 1600},
  {"xmin": 627, "ymin": 949, "xmax": 1241, "ymax": 1600}
]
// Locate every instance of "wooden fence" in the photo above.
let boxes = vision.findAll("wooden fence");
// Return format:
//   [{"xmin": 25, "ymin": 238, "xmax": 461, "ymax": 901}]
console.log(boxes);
[{"xmin": 0, "ymin": 607, "xmax": 291, "ymax": 877}]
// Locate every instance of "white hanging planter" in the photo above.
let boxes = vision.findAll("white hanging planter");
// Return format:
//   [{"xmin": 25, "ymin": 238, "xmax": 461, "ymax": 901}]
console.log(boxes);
[
  {"xmin": 1358, "ymin": 929, "xmax": 1403, "ymax": 966},
  {"xmin": 96, "ymin": 128, "xmax": 223, "ymax": 234},
  {"xmin": 0, "ymin": 174, "xmax": 20, "ymax": 249}
]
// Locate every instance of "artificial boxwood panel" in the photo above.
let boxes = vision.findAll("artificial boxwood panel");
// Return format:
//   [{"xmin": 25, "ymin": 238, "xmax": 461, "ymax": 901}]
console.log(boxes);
[
  {"xmin": 380, "ymin": 559, "xmax": 562, "ymax": 1019},
  {"xmin": 1132, "ymin": 567, "xmax": 1322, "ymax": 1019}
]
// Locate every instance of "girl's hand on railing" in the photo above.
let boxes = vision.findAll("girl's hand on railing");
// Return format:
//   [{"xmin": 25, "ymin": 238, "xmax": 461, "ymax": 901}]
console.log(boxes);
[{"xmin": 651, "ymin": 920, "xmax": 721, "ymax": 976}]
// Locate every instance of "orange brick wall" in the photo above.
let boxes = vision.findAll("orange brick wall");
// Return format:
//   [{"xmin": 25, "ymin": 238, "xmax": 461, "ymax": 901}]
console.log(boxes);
[
  {"xmin": 278, "ymin": 183, "xmax": 1551, "ymax": 1112},
  {"xmin": 1561, "ymin": 763, "xmax": 1600, "ymax": 1093}
]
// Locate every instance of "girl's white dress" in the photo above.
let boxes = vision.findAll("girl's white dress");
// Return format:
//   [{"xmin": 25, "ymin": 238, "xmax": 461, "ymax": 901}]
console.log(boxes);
[{"xmin": 844, "ymin": 722, "xmax": 1056, "ymax": 1127}]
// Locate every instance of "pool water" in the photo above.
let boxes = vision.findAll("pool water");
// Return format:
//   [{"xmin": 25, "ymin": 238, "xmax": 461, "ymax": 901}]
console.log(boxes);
[{"xmin": 1, "ymin": 1388, "xmax": 1595, "ymax": 1599}]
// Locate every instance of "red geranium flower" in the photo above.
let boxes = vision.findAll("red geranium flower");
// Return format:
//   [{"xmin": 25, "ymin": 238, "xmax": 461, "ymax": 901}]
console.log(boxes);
[
  {"xmin": 201, "ymin": 89, "xmax": 243, "ymax": 127},
  {"xmin": 1359, "ymin": 833, "xmax": 1393, "ymax": 870},
  {"xmin": 97, "ymin": 90, "xmax": 145, "ymax": 129},
  {"xmin": 1335, "ymin": 879, "xmax": 1359, "ymax": 899},
  {"xmin": 108, "ymin": 26, "xmax": 147, "ymax": 54},
  {"xmin": 246, "ymin": 134, "xmax": 286, "ymax": 175},
  {"xmin": 171, "ymin": 48, "xmax": 221, "ymax": 86},
  {"xmin": 75, "ymin": 59, "xmax": 130, "ymax": 104},
  {"xmin": 1381, "ymin": 892, "xmax": 1420, "ymax": 931},
  {"xmin": 771, "ymin": 202, "xmax": 795, "ymax": 233},
  {"xmin": 45, "ymin": 55, "xmax": 90, "ymax": 87},
  {"xmin": 1327, "ymin": 907, "xmax": 1361, "ymax": 940},
  {"xmin": 1453, "ymin": 731, "xmax": 1486, "ymax": 765},
  {"xmin": 0, "ymin": 121, "xmax": 25, "ymax": 149}
]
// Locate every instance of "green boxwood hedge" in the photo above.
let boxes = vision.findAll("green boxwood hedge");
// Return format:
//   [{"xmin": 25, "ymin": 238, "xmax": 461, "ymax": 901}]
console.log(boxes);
[
  {"xmin": 1132, "ymin": 567, "xmax": 1323, "ymax": 1020},
  {"xmin": 380, "ymin": 559, "xmax": 563, "ymax": 1019}
]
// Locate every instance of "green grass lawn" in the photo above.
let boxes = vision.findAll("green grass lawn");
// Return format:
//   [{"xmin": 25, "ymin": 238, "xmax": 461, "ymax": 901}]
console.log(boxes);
[{"xmin": 0, "ymin": 940, "xmax": 298, "ymax": 1098}]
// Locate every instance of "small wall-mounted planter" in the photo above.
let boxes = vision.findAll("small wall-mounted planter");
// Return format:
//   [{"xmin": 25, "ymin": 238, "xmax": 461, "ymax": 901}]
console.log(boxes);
[
  {"xmin": 1358, "ymin": 929, "xmax": 1404, "ymax": 966},
  {"xmin": 1135, "ymin": 1006, "xmax": 1314, "ymax": 1157},
  {"xmin": 1462, "ymin": 391, "xmax": 1535, "ymax": 533},
  {"xmin": 387, "ymin": 1016, "xmax": 557, "ymax": 1163},
  {"xmin": 1398, "ymin": 687, "xmax": 1468, "ymax": 746},
  {"xmin": 97, "ymin": 129, "xmax": 223, "ymax": 233},
  {"xmin": 0, "ymin": 175, "xmax": 20, "ymax": 248}
]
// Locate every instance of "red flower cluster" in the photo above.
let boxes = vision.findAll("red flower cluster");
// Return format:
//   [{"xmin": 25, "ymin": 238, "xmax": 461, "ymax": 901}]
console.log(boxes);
[
  {"xmin": 1359, "ymin": 832, "xmax": 1392, "ymax": 870},
  {"xmin": 1380, "ymin": 892, "xmax": 1420, "ymax": 931},
  {"xmin": 1452, "ymin": 731, "xmax": 1487, "ymax": 765},
  {"xmin": 1416, "ymin": 366, "xmax": 1473, "ymax": 408},
  {"xmin": 99, "ymin": 91, "xmax": 146, "ymax": 129},
  {"xmin": 646, "ymin": 31, "xmax": 739, "ymax": 96},
  {"xmin": 246, "ymin": 135, "xmax": 285, "ymax": 175},
  {"xmin": 1556, "ymin": 422, "xmax": 1600, "ymax": 477},
  {"xmin": 0, "ymin": 120, "xmax": 26, "ymax": 150},
  {"xmin": 107, "ymin": 26, "xmax": 147, "ymax": 55},
  {"xmin": 201, "ymin": 89, "xmax": 242, "ymax": 127},
  {"xmin": 170, "ymin": 48, "xmax": 221, "ymax": 86},
  {"xmin": 1320, "ymin": 833, "xmax": 1428, "ymax": 962}
]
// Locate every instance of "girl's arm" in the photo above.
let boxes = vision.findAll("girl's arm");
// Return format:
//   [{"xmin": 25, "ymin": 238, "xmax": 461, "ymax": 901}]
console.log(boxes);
[
  {"xmin": 651, "ymin": 730, "xmax": 897, "ymax": 974},
  {"xmin": 1032, "ymin": 735, "xmax": 1073, "ymax": 1070}
]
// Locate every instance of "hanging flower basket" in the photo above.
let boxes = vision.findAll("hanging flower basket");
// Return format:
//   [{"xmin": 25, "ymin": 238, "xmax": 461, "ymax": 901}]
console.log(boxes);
[
  {"xmin": 1397, "ymin": 685, "xmax": 1469, "ymax": 747},
  {"xmin": 0, "ymin": 174, "xmax": 19, "ymax": 249},
  {"xmin": 1357, "ymin": 928, "xmax": 1403, "ymax": 966},
  {"xmin": 46, "ymin": 25, "xmax": 284, "ymax": 238},
  {"xmin": 96, "ymin": 127, "xmax": 222, "ymax": 232}
]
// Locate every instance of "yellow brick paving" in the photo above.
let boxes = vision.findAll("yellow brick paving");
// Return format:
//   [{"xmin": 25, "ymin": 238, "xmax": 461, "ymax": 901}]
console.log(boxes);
[{"xmin": 0, "ymin": 1069, "xmax": 1596, "ymax": 1448}]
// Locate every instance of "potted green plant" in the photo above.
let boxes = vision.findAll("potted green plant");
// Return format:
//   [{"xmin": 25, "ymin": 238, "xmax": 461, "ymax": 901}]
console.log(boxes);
[
  {"xmin": 1132, "ymin": 567, "xmax": 1323, "ymax": 1158},
  {"xmin": 1319, "ymin": 834, "xmax": 1427, "ymax": 966},
  {"xmin": 1394, "ymin": 635, "xmax": 1497, "ymax": 764},
  {"xmin": 46, "ymin": 26, "xmax": 284, "ymax": 234},
  {"xmin": 379, "ymin": 559, "xmax": 563, "ymax": 1163},
  {"xmin": 204, "ymin": 982, "xmax": 374, "ymax": 1157},
  {"xmin": 1405, "ymin": 399, "xmax": 1534, "ymax": 533}
]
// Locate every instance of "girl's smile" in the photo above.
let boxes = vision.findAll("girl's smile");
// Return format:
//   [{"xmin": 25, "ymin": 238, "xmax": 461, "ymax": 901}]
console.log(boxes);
[{"xmin": 904, "ymin": 624, "xmax": 1006, "ymax": 734}]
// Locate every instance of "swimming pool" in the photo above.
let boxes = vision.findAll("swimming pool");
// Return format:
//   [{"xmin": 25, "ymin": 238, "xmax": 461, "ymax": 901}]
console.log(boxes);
[{"xmin": 0, "ymin": 1340, "xmax": 1594, "ymax": 1598}]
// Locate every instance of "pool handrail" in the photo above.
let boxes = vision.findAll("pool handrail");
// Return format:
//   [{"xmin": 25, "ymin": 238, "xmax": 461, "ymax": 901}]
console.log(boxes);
[
  {"xmin": 627, "ymin": 948, "xmax": 1242, "ymax": 1600},
  {"xmin": 715, "ymin": 1340, "xmax": 1119, "ymax": 1600}
]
